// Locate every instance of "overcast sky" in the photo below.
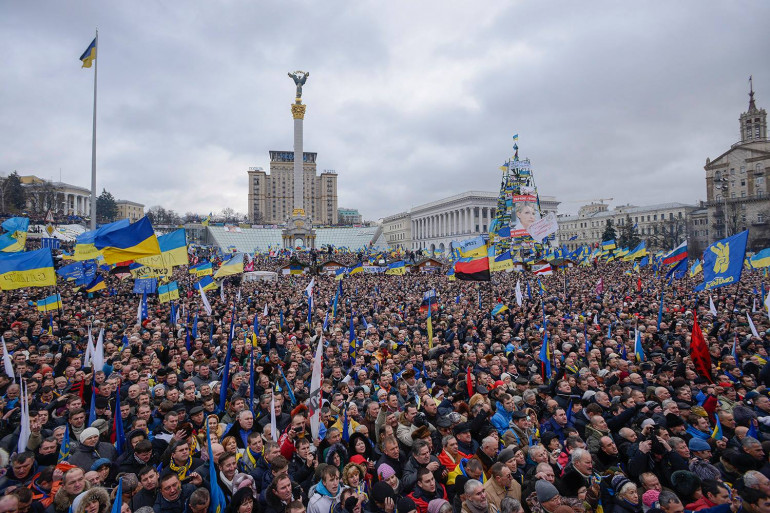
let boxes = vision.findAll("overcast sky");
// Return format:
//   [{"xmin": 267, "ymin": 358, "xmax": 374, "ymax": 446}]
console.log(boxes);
[{"xmin": 2, "ymin": 1, "xmax": 768, "ymax": 221}]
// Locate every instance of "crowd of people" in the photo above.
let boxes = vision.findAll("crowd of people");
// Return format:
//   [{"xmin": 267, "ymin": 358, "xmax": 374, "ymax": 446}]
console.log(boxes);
[{"xmin": 1, "ymin": 247, "xmax": 770, "ymax": 513}]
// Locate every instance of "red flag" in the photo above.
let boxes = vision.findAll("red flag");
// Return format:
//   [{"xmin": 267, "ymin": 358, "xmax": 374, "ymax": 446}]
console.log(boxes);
[
  {"xmin": 596, "ymin": 278, "xmax": 604, "ymax": 295},
  {"xmin": 690, "ymin": 312, "xmax": 713, "ymax": 383},
  {"xmin": 466, "ymin": 366, "xmax": 474, "ymax": 398},
  {"xmin": 637, "ymin": 277, "xmax": 642, "ymax": 293}
]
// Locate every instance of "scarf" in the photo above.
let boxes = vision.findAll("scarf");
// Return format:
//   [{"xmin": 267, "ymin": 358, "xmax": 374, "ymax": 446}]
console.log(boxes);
[
  {"xmin": 244, "ymin": 447, "xmax": 260, "ymax": 468},
  {"xmin": 220, "ymin": 470, "xmax": 234, "ymax": 492},
  {"xmin": 169, "ymin": 455, "xmax": 193, "ymax": 480},
  {"xmin": 464, "ymin": 499, "xmax": 489, "ymax": 513}
]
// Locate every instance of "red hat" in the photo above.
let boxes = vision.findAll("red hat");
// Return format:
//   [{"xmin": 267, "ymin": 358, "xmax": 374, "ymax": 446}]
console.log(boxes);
[
  {"xmin": 492, "ymin": 380, "xmax": 505, "ymax": 389},
  {"xmin": 719, "ymin": 382, "xmax": 734, "ymax": 389}
]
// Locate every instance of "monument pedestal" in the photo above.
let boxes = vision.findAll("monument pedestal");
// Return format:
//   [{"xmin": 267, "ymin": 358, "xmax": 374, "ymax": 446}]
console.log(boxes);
[{"xmin": 282, "ymin": 209, "xmax": 316, "ymax": 249}]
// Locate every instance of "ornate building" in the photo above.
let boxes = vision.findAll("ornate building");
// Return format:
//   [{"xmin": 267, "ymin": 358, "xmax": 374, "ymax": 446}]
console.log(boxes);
[
  {"xmin": 381, "ymin": 211, "xmax": 412, "ymax": 249},
  {"xmin": 246, "ymin": 153, "xmax": 338, "ymax": 226},
  {"xmin": 703, "ymin": 80, "xmax": 770, "ymax": 249}
]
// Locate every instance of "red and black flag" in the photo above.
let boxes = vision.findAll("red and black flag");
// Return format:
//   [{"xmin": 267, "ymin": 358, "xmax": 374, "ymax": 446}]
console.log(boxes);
[{"xmin": 455, "ymin": 257, "xmax": 490, "ymax": 282}]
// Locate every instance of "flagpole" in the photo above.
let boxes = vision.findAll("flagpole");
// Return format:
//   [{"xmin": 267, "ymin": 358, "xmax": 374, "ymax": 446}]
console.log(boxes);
[{"xmin": 89, "ymin": 28, "xmax": 98, "ymax": 231}]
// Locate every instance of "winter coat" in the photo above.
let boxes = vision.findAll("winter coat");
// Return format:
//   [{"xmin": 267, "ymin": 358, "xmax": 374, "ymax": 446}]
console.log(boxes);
[{"xmin": 74, "ymin": 487, "xmax": 110, "ymax": 513}]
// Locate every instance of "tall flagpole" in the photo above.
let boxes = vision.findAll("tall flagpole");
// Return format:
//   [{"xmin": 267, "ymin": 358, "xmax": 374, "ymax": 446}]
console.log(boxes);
[{"xmin": 89, "ymin": 29, "xmax": 98, "ymax": 231}]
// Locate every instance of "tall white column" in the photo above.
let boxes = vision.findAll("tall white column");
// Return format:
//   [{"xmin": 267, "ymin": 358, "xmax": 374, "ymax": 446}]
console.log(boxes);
[{"xmin": 291, "ymin": 102, "xmax": 307, "ymax": 214}]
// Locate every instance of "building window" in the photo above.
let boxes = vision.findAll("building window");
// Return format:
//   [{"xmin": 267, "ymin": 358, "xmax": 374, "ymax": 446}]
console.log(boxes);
[
  {"xmin": 741, "ymin": 166, "xmax": 746, "ymax": 174},
  {"xmin": 759, "ymin": 213, "xmax": 765, "ymax": 223},
  {"xmin": 730, "ymin": 168, "xmax": 735, "ymax": 175},
  {"xmin": 741, "ymin": 179, "xmax": 746, "ymax": 186}
]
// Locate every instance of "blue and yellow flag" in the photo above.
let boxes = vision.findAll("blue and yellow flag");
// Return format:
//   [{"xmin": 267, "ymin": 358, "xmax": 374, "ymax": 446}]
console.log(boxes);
[
  {"xmin": 624, "ymin": 241, "xmax": 647, "ymax": 261},
  {"xmin": 94, "ymin": 216, "xmax": 161, "ymax": 265},
  {"xmin": 214, "ymin": 253, "xmax": 244, "ymax": 279},
  {"xmin": 711, "ymin": 414, "xmax": 723, "ymax": 440},
  {"xmin": 750, "ymin": 248, "xmax": 770, "ymax": 269},
  {"xmin": 602, "ymin": 239, "xmax": 616, "ymax": 250},
  {"xmin": 189, "ymin": 262, "xmax": 213, "ymax": 276},
  {"xmin": 690, "ymin": 259, "xmax": 703, "ymax": 277},
  {"xmin": 158, "ymin": 281, "xmax": 179, "ymax": 303},
  {"xmin": 196, "ymin": 275, "xmax": 217, "ymax": 291},
  {"xmin": 80, "ymin": 38, "xmax": 96, "ymax": 68},
  {"xmin": 348, "ymin": 262, "xmax": 363, "ymax": 275},
  {"xmin": 703, "ymin": 230, "xmax": 748, "ymax": 290},
  {"xmin": 58, "ymin": 424, "xmax": 70, "ymax": 462},
  {"xmin": 201, "ymin": 213, "xmax": 212, "ymax": 227},
  {"xmin": 136, "ymin": 228, "xmax": 188, "ymax": 269},
  {"xmin": 85, "ymin": 275, "xmax": 106, "ymax": 293},
  {"xmin": 0, "ymin": 248, "xmax": 56, "ymax": 290},
  {"xmin": 37, "ymin": 293, "xmax": 62, "ymax": 312},
  {"xmin": 456, "ymin": 236, "xmax": 488, "ymax": 259},
  {"xmin": 73, "ymin": 219, "xmax": 130, "ymax": 261},
  {"xmin": 385, "ymin": 261, "xmax": 407, "ymax": 275},
  {"xmin": 0, "ymin": 217, "xmax": 30, "ymax": 253},
  {"xmin": 491, "ymin": 303, "xmax": 509, "ymax": 316}
]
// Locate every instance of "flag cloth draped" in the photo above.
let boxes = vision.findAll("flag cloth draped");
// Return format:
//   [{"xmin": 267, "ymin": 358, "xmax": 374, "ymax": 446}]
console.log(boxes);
[
  {"xmin": 0, "ymin": 248, "xmax": 56, "ymax": 290},
  {"xmin": 308, "ymin": 335, "xmax": 324, "ymax": 440},
  {"xmin": 689, "ymin": 312, "xmax": 713, "ymax": 383},
  {"xmin": 93, "ymin": 216, "xmax": 161, "ymax": 264}
]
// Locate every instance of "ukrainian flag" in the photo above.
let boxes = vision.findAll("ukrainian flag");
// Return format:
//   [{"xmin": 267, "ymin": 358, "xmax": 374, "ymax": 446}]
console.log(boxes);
[
  {"xmin": 335, "ymin": 267, "xmax": 348, "ymax": 280},
  {"xmin": 85, "ymin": 275, "xmax": 106, "ymax": 293},
  {"xmin": 289, "ymin": 263, "xmax": 304, "ymax": 275},
  {"xmin": 158, "ymin": 281, "xmax": 180, "ymax": 303},
  {"xmin": 136, "ymin": 229, "xmax": 188, "ymax": 269},
  {"xmin": 624, "ymin": 241, "xmax": 647, "ymax": 261},
  {"xmin": 94, "ymin": 217, "xmax": 161, "ymax": 265},
  {"xmin": 73, "ymin": 219, "xmax": 130, "ymax": 261},
  {"xmin": 80, "ymin": 38, "xmax": 96, "ymax": 68},
  {"xmin": 196, "ymin": 275, "xmax": 217, "ymax": 291},
  {"xmin": 0, "ymin": 248, "xmax": 56, "ymax": 290},
  {"xmin": 189, "ymin": 262, "xmax": 213, "ymax": 276},
  {"xmin": 457, "ymin": 236, "xmax": 488, "ymax": 259},
  {"xmin": 750, "ymin": 248, "xmax": 770, "ymax": 268},
  {"xmin": 214, "ymin": 253, "xmax": 244, "ymax": 279},
  {"xmin": 348, "ymin": 262, "xmax": 363, "ymax": 275},
  {"xmin": 201, "ymin": 213, "xmax": 212, "ymax": 226},
  {"xmin": 711, "ymin": 415, "xmax": 723, "ymax": 440},
  {"xmin": 491, "ymin": 303, "xmax": 509, "ymax": 316},
  {"xmin": 37, "ymin": 293, "xmax": 62, "ymax": 312},
  {"xmin": 0, "ymin": 217, "xmax": 30, "ymax": 253},
  {"xmin": 690, "ymin": 259, "xmax": 703, "ymax": 277},
  {"xmin": 602, "ymin": 239, "xmax": 616, "ymax": 250},
  {"xmin": 385, "ymin": 260, "xmax": 407, "ymax": 275}
]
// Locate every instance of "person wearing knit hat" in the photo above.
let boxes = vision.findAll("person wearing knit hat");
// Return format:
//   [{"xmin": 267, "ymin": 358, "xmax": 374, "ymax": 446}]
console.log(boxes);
[
  {"xmin": 68, "ymin": 426, "xmax": 117, "ymax": 474},
  {"xmin": 612, "ymin": 474, "xmax": 642, "ymax": 513},
  {"xmin": 378, "ymin": 464, "xmax": 401, "ymax": 494},
  {"xmin": 427, "ymin": 499, "xmax": 450, "ymax": 513},
  {"xmin": 79, "ymin": 427, "xmax": 100, "ymax": 445},
  {"xmin": 535, "ymin": 480, "xmax": 561, "ymax": 513},
  {"xmin": 643, "ymin": 489, "xmax": 661, "ymax": 510}
]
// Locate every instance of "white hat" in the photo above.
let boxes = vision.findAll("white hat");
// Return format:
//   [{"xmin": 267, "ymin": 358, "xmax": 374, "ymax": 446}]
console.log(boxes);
[{"xmin": 79, "ymin": 427, "xmax": 100, "ymax": 443}]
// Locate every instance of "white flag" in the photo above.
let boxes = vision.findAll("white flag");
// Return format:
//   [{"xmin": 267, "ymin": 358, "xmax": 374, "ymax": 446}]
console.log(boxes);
[
  {"xmin": 270, "ymin": 388, "xmax": 278, "ymax": 442},
  {"xmin": 199, "ymin": 283, "xmax": 212, "ymax": 315},
  {"xmin": 515, "ymin": 280, "xmax": 523, "ymax": 307},
  {"xmin": 83, "ymin": 328, "xmax": 94, "ymax": 369},
  {"xmin": 305, "ymin": 278, "xmax": 315, "ymax": 298},
  {"xmin": 136, "ymin": 297, "xmax": 143, "ymax": 326},
  {"xmin": 92, "ymin": 329, "xmax": 105, "ymax": 373},
  {"xmin": 264, "ymin": 304, "xmax": 268, "ymax": 317},
  {"xmin": 709, "ymin": 296, "xmax": 718, "ymax": 317},
  {"xmin": 236, "ymin": 288, "xmax": 241, "ymax": 303},
  {"xmin": 220, "ymin": 283, "xmax": 225, "ymax": 303},
  {"xmin": 1, "ymin": 337, "xmax": 14, "ymax": 383},
  {"xmin": 308, "ymin": 335, "xmax": 324, "ymax": 441},
  {"xmin": 754, "ymin": 299, "xmax": 758, "ymax": 313},
  {"xmin": 17, "ymin": 380, "xmax": 30, "ymax": 453},
  {"xmin": 748, "ymin": 313, "xmax": 761, "ymax": 339}
]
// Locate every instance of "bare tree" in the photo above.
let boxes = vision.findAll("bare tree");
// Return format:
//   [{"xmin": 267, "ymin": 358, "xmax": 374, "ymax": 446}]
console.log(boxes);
[{"xmin": 645, "ymin": 217, "xmax": 688, "ymax": 252}]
